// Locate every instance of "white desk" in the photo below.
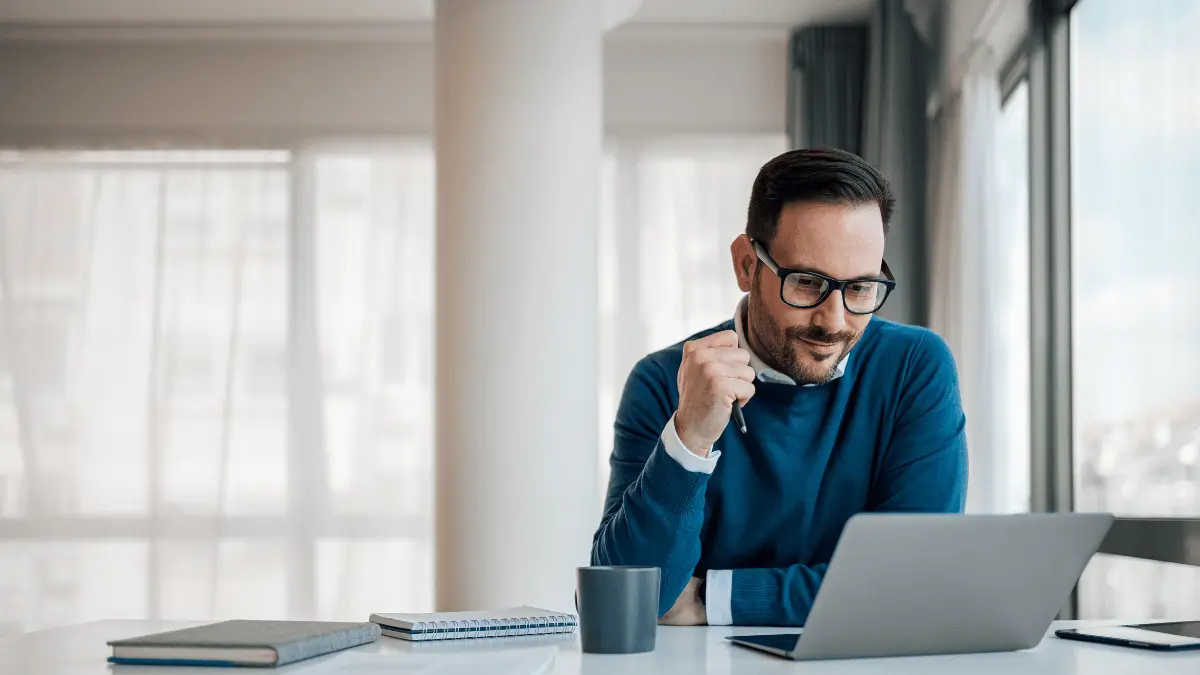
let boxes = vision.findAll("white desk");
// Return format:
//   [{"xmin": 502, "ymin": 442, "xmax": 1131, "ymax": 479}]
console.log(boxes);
[{"xmin": 2, "ymin": 619, "xmax": 1197, "ymax": 675}]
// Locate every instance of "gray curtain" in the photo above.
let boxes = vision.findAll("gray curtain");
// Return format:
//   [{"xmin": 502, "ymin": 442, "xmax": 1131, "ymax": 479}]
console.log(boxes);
[
  {"xmin": 862, "ymin": 0, "xmax": 930, "ymax": 327},
  {"xmin": 786, "ymin": 0, "xmax": 931, "ymax": 327},
  {"xmin": 788, "ymin": 26, "xmax": 869, "ymax": 153}
]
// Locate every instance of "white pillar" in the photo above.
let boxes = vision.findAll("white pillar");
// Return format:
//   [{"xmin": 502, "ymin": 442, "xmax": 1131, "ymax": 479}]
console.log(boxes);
[{"xmin": 434, "ymin": 0, "xmax": 601, "ymax": 612}]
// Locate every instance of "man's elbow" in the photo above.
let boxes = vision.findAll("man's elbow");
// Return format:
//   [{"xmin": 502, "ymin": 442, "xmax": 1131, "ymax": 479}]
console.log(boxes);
[{"xmin": 588, "ymin": 525, "xmax": 617, "ymax": 567}]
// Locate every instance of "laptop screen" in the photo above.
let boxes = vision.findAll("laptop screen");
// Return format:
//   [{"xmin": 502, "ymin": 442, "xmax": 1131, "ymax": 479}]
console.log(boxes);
[{"xmin": 730, "ymin": 633, "xmax": 801, "ymax": 652}]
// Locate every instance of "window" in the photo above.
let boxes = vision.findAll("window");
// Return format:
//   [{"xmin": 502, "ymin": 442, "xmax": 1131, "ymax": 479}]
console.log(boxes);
[
  {"xmin": 313, "ymin": 146, "xmax": 435, "ymax": 522},
  {"xmin": 0, "ymin": 147, "xmax": 435, "ymax": 634},
  {"xmin": 1070, "ymin": 0, "xmax": 1200, "ymax": 519},
  {"xmin": 1068, "ymin": 0, "xmax": 1200, "ymax": 617}
]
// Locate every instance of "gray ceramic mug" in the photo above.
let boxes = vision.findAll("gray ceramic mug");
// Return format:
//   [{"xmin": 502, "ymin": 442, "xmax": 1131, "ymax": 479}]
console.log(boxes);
[{"xmin": 576, "ymin": 566, "xmax": 660, "ymax": 654}]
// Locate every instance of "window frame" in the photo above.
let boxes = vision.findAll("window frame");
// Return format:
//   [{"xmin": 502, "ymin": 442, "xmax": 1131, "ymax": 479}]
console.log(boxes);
[{"xmin": 999, "ymin": 40, "xmax": 1029, "ymax": 107}]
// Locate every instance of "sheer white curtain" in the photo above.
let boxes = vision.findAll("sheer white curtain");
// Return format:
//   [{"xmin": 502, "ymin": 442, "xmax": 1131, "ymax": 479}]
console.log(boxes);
[
  {"xmin": 927, "ymin": 50, "xmax": 1025, "ymax": 514},
  {"xmin": 308, "ymin": 145, "xmax": 435, "ymax": 620},
  {"xmin": 0, "ymin": 151, "xmax": 291, "ymax": 631},
  {"xmin": 0, "ymin": 147, "xmax": 435, "ymax": 635}
]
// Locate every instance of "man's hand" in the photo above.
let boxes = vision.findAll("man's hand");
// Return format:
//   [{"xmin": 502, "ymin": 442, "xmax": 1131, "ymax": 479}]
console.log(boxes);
[
  {"xmin": 659, "ymin": 577, "xmax": 707, "ymax": 626},
  {"xmin": 675, "ymin": 330, "xmax": 755, "ymax": 455}
]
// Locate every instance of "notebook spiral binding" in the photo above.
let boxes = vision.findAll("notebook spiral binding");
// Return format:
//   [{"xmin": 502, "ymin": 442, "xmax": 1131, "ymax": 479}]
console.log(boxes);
[{"xmin": 407, "ymin": 614, "xmax": 577, "ymax": 640}]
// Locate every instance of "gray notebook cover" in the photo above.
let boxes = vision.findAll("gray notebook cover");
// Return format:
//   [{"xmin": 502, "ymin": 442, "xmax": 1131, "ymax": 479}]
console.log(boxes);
[{"xmin": 108, "ymin": 620, "xmax": 381, "ymax": 666}]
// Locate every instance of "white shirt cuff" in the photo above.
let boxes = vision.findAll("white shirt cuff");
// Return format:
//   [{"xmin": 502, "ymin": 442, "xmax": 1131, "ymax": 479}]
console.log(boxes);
[
  {"xmin": 705, "ymin": 569, "xmax": 733, "ymax": 625},
  {"xmin": 659, "ymin": 413, "xmax": 720, "ymax": 474}
]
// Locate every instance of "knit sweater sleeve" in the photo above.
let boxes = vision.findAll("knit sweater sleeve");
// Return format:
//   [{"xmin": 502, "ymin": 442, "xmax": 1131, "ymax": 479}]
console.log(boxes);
[{"xmin": 590, "ymin": 355, "xmax": 712, "ymax": 617}]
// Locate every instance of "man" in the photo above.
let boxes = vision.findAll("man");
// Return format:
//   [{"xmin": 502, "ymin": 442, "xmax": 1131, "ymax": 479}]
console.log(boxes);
[{"xmin": 590, "ymin": 148, "xmax": 967, "ymax": 627}]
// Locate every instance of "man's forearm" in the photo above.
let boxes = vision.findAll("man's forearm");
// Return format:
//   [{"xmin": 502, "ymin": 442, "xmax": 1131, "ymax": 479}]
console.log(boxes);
[
  {"xmin": 703, "ymin": 563, "xmax": 828, "ymax": 626},
  {"xmin": 591, "ymin": 436, "xmax": 712, "ymax": 616}
]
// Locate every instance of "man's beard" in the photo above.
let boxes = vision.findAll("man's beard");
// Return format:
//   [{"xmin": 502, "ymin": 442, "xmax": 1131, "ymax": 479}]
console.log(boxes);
[{"xmin": 747, "ymin": 284, "xmax": 863, "ymax": 385}]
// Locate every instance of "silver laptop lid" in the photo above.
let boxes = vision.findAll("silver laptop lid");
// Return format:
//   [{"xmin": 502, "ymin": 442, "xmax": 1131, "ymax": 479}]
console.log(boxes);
[{"xmin": 794, "ymin": 513, "xmax": 1113, "ymax": 660}]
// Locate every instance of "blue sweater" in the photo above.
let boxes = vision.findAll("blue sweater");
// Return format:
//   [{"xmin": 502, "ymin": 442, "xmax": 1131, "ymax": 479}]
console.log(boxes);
[{"xmin": 591, "ymin": 317, "xmax": 968, "ymax": 626}]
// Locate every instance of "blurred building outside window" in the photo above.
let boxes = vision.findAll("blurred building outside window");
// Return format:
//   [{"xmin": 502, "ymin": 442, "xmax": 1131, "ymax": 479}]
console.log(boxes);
[{"xmin": 1070, "ymin": 0, "xmax": 1200, "ymax": 619}]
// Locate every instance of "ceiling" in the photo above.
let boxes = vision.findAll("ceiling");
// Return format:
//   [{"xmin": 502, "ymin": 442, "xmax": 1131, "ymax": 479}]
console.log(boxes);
[{"xmin": 0, "ymin": 0, "xmax": 873, "ymax": 27}]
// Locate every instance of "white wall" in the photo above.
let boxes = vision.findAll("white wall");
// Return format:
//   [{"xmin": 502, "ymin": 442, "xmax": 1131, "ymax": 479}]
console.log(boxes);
[
  {"xmin": 0, "ymin": 41, "xmax": 434, "ymax": 142},
  {"xmin": 0, "ymin": 32, "xmax": 786, "ymax": 145},
  {"xmin": 605, "ymin": 33, "xmax": 786, "ymax": 134}
]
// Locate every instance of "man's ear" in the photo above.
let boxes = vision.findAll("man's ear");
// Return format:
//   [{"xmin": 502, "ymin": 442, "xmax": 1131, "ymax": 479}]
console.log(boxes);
[{"xmin": 731, "ymin": 234, "xmax": 755, "ymax": 293}]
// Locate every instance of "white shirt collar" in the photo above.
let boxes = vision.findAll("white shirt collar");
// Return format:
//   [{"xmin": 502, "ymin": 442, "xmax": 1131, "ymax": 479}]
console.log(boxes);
[{"xmin": 733, "ymin": 296, "xmax": 848, "ymax": 387}]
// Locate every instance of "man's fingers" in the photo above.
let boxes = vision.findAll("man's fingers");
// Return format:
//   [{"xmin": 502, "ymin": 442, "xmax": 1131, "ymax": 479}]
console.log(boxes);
[
  {"xmin": 724, "ymin": 378, "xmax": 756, "ymax": 405},
  {"xmin": 687, "ymin": 329, "xmax": 738, "ymax": 351},
  {"xmin": 700, "ymin": 361, "xmax": 757, "ymax": 382},
  {"xmin": 691, "ymin": 346, "xmax": 750, "ymax": 366},
  {"xmin": 732, "ymin": 364, "xmax": 757, "ymax": 382},
  {"xmin": 702, "ymin": 330, "xmax": 738, "ymax": 349}
]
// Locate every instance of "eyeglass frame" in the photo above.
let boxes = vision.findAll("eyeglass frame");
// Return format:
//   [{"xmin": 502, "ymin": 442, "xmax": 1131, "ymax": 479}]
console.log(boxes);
[{"xmin": 749, "ymin": 238, "xmax": 898, "ymax": 315}]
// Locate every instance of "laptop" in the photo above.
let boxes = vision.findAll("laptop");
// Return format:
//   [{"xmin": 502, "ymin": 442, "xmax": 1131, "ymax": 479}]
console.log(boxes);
[{"xmin": 727, "ymin": 512, "xmax": 1113, "ymax": 660}]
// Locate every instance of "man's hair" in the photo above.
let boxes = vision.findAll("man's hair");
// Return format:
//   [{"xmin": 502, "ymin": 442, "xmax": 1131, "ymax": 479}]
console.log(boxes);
[{"xmin": 745, "ymin": 148, "xmax": 895, "ymax": 244}]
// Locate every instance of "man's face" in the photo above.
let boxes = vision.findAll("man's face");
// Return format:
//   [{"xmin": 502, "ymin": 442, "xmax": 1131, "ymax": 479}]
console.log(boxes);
[{"xmin": 732, "ymin": 201, "xmax": 886, "ymax": 385}]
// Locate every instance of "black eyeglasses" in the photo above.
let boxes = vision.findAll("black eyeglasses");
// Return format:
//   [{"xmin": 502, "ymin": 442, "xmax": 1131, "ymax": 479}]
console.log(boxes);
[{"xmin": 750, "ymin": 239, "xmax": 897, "ymax": 315}]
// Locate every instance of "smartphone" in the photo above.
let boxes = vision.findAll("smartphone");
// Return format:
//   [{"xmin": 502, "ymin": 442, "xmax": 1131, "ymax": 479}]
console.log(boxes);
[{"xmin": 1056, "ymin": 621, "xmax": 1200, "ymax": 651}]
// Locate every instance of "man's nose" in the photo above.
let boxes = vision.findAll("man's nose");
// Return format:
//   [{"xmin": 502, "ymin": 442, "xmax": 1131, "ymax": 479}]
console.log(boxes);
[{"xmin": 812, "ymin": 290, "xmax": 847, "ymax": 334}]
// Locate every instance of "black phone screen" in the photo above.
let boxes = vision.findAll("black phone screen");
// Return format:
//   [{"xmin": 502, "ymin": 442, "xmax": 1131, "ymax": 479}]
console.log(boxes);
[{"xmin": 1066, "ymin": 622, "xmax": 1200, "ymax": 647}]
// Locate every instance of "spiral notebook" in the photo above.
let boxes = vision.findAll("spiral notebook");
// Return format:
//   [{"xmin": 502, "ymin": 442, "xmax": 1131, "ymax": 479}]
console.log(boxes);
[{"xmin": 369, "ymin": 607, "xmax": 577, "ymax": 642}]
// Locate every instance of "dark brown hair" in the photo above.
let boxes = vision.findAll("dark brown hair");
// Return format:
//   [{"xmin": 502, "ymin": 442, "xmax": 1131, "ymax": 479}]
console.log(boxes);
[{"xmin": 746, "ymin": 148, "xmax": 895, "ymax": 243}]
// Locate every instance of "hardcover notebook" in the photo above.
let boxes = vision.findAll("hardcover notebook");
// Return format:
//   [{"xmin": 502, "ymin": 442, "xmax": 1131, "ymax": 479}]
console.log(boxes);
[
  {"xmin": 107, "ymin": 620, "xmax": 381, "ymax": 667},
  {"xmin": 369, "ymin": 607, "xmax": 577, "ymax": 642}
]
